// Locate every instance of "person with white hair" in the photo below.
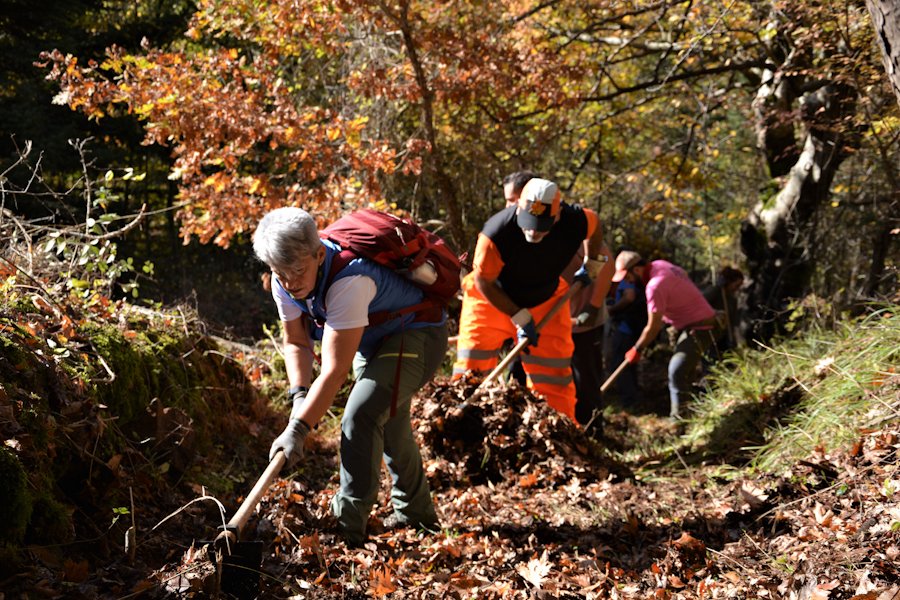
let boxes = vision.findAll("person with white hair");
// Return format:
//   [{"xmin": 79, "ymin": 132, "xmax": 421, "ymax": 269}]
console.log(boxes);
[{"xmin": 253, "ymin": 206, "xmax": 448, "ymax": 546}]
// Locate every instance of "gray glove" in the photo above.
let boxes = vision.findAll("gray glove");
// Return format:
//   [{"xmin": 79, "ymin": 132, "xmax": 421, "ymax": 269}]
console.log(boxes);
[
  {"xmin": 269, "ymin": 389, "xmax": 311, "ymax": 467},
  {"xmin": 574, "ymin": 304, "xmax": 600, "ymax": 327}
]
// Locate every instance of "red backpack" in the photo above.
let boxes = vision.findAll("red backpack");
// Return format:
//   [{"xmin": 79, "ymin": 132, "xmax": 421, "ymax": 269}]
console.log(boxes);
[{"xmin": 319, "ymin": 209, "xmax": 462, "ymax": 322}]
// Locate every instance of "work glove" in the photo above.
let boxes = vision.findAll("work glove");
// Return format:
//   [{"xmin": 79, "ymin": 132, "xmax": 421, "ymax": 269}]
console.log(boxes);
[
  {"xmin": 511, "ymin": 308, "xmax": 540, "ymax": 347},
  {"xmin": 269, "ymin": 388, "xmax": 311, "ymax": 467},
  {"xmin": 573, "ymin": 304, "xmax": 600, "ymax": 327},
  {"xmin": 573, "ymin": 265, "xmax": 593, "ymax": 287},
  {"xmin": 625, "ymin": 347, "xmax": 641, "ymax": 364},
  {"xmin": 584, "ymin": 256, "xmax": 608, "ymax": 281}
]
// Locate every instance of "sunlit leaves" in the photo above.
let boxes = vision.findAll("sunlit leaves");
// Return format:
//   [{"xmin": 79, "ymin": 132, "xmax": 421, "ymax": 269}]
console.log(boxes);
[
  {"xmin": 44, "ymin": 1, "xmax": 400, "ymax": 247},
  {"xmin": 41, "ymin": 0, "xmax": 895, "ymax": 265}
]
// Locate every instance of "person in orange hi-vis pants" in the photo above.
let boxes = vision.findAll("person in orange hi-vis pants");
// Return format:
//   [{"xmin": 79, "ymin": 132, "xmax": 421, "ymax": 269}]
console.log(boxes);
[{"xmin": 453, "ymin": 177, "xmax": 614, "ymax": 420}]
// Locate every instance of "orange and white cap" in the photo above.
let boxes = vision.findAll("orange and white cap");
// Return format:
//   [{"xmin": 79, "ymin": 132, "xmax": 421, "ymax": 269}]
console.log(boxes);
[{"xmin": 516, "ymin": 178, "xmax": 561, "ymax": 232}]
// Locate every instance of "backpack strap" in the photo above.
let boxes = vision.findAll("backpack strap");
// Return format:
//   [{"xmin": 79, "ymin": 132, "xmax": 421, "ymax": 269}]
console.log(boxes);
[{"xmin": 322, "ymin": 248, "xmax": 444, "ymax": 326}]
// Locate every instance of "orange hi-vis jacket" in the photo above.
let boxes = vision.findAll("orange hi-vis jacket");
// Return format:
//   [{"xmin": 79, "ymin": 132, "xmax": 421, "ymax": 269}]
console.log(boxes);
[{"xmin": 453, "ymin": 204, "xmax": 599, "ymax": 419}]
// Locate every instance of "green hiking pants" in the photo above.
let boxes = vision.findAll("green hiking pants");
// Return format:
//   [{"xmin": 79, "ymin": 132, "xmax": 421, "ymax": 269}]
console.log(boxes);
[{"xmin": 331, "ymin": 323, "xmax": 448, "ymax": 545}]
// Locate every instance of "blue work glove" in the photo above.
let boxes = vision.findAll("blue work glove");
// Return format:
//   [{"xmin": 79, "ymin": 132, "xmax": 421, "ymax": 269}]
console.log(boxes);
[
  {"xmin": 269, "ymin": 388, "xmax": 311, "ymax": 468},
  {"xmin": 511, "ymin": 308, "xmax": 540, "ymax": 347},
  {"xmin": 576, "ymin": 256, "xmax": 608, "ymax": 287},
  {"xmin": 573, "ymin": 265, "xmax": 593, "ymax": 287}
]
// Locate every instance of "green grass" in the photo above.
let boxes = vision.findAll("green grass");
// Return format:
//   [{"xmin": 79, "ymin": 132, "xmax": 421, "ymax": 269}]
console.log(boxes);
[{"xmin": 673, "ymin": 306, "xmax": 900, "ymax": 473}]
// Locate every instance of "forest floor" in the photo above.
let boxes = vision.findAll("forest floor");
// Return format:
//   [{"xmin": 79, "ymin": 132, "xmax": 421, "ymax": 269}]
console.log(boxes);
[
  {"xmin": 149, "ymin": 372, "xmax": 899, "ymax": 599},
  {"xmin": 3, "ymin": 306, "xmax": 900, "ymax": 600}
]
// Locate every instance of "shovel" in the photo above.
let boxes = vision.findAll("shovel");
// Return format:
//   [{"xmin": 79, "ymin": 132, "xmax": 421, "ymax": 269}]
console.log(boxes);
[
  {"xmin": 600, "ymin": 359, "xmax": 630, "ymax": 394},
  {"xmin": 206, "ymin": 450, "xmax": 287, "ymax": 599}
]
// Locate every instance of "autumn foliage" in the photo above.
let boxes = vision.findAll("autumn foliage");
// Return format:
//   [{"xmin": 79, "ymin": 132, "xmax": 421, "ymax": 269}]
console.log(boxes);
[
  {"xmin": 41, "ymin": 0, "xmax": 579, "ymax": 248},
  {"xmin": 43, "ymin": 2, "xmax": 400, "ymax": 246}
]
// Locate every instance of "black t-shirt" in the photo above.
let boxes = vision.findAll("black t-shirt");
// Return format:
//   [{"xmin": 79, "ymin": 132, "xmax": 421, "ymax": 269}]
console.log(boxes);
[{"xmin": 482, "ymin": 203, "xmax": 588, "ymax": 308}]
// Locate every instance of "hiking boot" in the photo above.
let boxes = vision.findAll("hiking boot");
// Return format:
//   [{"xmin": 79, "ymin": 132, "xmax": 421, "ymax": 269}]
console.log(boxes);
[
  {"xmin": 339, "ymin": 526, "xmax": 367, "ymax": 548},
  {"xmin": 381, "ymin": 512, "xmax": 440, "ymax": 533}
]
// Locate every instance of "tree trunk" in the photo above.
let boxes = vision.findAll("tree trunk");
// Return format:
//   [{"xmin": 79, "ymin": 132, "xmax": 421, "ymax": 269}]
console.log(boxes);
[
  {"xmin": 868, "ymin": 0, "xmax": 900, "ymax": 109},
  {"xmin": 742, "ymin": 68, "xmax": 858, "ymax": 341},
  {"xmin": 386, "ymin": 0, "xmax": 466, "ymax": 251}
]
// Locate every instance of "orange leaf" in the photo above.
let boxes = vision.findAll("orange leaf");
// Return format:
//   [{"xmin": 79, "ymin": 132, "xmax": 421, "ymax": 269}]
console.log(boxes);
[
  {"xmin": 369, "ymin": 566, "xmax": 397, "ymax": 597},
  {"xmin": 31, "ymin": 294, "xmax": 55, "ymax": 314},
  {"xmin": 131, "ymin": 580, "xmax": 155, "ymax": 594},
  {"xmin": 62, "ymin": 559, "xmax": 90, "ymax": 583},
  {"xmin": 107, "ymin": 454, "xmax": 123, "ymax": 473},
  {"xmin": 673, "ymin": 531, "xmax": 705, "ymax": 552},
  {"xmin": 518, "ymin": 472, "xmax": 538, "ymax": 488}
]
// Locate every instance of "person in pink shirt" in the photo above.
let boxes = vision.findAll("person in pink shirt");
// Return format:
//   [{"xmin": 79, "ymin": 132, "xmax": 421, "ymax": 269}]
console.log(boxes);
[{"xmin": 612, "ymin": 251, "xmax": 722, "ymax": 418}]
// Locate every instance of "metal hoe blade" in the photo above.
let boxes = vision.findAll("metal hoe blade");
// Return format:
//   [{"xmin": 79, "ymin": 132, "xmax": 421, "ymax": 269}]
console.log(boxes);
[{"xmin": 203, "ymin": 451, "xmax": 287, "ymax": 599}]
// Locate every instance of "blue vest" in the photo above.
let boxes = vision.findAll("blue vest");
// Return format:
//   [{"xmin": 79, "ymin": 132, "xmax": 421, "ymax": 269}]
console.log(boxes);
[{"xmin": 282, "ymin": 239, "xmax": 445, "ymax": 356}]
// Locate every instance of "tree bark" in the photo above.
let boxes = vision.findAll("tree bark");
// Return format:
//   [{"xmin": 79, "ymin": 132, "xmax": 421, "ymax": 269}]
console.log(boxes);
[
  {"xmin": 381, "ymin": 0, "xmax": 465, "ymax": 251},
  {"xmin": 868, "ymin": 0, "xmax": 900, "ymax": 109},
  {"xmin": 743, "ymin": 67, "xmax": 858, "ymax": 341}
]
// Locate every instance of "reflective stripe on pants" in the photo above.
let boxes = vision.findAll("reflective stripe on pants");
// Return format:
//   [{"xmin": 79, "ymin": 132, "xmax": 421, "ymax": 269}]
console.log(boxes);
[{"xmin": 453, "ymin": 273, "xmax": 577, "ymax": 419}]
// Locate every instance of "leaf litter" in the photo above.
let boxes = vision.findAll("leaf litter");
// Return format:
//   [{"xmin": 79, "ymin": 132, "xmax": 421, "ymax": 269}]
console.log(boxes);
[
  {"xmin": 150, "ymin": 375, "xmax": 900, "ymax": 599},
  {"xmin": 3, "ymin": 296, "xmax": 898, "ymax": 599}
]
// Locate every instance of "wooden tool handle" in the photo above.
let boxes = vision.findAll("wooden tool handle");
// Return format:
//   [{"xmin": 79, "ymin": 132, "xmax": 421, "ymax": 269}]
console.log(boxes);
[
  {"xmin": 600, "ymin": 359, "xmax": 630, "ymax": 394},
  {"xmin": 477, "ymin": 281, "xmax": 586, "ymax": 390},
  {"xmin": 226, "ymin": 450, "xmax": 287, "ymax": 536}
]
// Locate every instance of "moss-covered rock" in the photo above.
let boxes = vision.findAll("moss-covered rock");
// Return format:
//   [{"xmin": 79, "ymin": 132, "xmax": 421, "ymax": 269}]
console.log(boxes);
[
  {"xmin": 80, "ymin": 323, "xmax": 151, "ymax": 425},
  {"xmin": 0, "ymin": 300, "xmax": 281, "ymax": 588},
  {"xmin": 26, "ymin": 493, "xmax": 74, "ymax": 545},
  {"xmin": 0, "ymin": 447, "xmax": 32, "ymax": 544}
]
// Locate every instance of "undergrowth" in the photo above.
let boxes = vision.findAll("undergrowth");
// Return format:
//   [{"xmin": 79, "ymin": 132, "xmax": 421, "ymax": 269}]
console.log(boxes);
[{"xmin": 676, "ymin": 306, "xmax": 900, "ymax": 473}]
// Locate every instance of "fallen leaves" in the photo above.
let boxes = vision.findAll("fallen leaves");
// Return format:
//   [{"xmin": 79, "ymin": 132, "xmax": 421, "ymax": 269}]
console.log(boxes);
[
  {"xmin": 517, "ymin": 550, "xmax": 553, "ymax": 588},
  {"xmin": 62, "ymin": 559, "xmax": 90, "ymax": 583},
  {"xmin": 517, "ymin": 471, "xmax": 538, "ymax": 488},
  {"xmin": 739, "ymin": 480, "xmax": 770, "ymax": 510},
  {"xmin": 8, "ymin": 318, "xmax": 900, "ymax": 600},
  {"xmin": 187, "ymin": 381, "xmax": 888, "ymax": 598},
  {"xmin": 369, "ymin": 565, "xmax": 397, "ymax": 597}
]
